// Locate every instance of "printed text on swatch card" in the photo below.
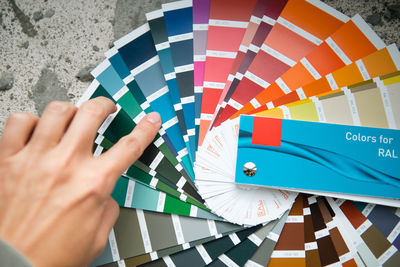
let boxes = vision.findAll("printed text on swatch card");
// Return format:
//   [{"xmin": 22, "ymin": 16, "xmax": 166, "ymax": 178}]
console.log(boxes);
[{"xmin": 345, "ymin": 132, "xmax": 398, "ymax": 158}]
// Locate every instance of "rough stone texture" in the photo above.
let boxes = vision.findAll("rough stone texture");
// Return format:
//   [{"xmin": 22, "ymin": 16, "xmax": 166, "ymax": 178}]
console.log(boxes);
[
  {"xmin": 387, "ymin": 5, "xmax": 400, "ymax": 19},
  {"xmin": 44, "ymin": 8, "xmax": 55, "ymax": 18},
  {"xmin": 76, "ymin": 63, "xmax": 97, "ymax": 82},
  {"xmin": 0, "ymin": 0, "xmax": 115, "ymax": 134},
  {"xmin": 19, "ymin": 40, "xmax": 29, "ymax": 49},
  {"xmin": 322, "ymin": 0, "xmax": 400, "ymax": 48},
  {"xmin": 7, "ymin": 0, "xmax": 38, "ymax": 37},
  {"xmin": 113, "ymin": 0, "xmax": 175, "ymax": 40},
  {"xmin": 367, "ymin": 13, "xmax": 382, "ymax": 26},
  {"xmin": 0, "ymin": 0, "xmax": 399, "ymax": 135},
  {"xmin": 32, "ymin": 10, "xmax": 43, "ymax": 22},
  {"xmin": 32, "ymin": 68, "xmax": 69, "ymax": 114},
  {"xmin": 0, "ymin": 72, "xmax": 14, "ymax": 91}
]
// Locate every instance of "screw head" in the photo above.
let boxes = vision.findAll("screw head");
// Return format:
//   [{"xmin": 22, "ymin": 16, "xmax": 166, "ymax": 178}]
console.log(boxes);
[{"xmin": 243, "ymin": 162, "xmax": 257, "ymax": 177}]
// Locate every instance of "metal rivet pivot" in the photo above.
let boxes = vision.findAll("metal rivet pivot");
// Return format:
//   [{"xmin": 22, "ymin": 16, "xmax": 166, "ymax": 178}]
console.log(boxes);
[{"xmin": 243, "ymin": 162, "xmax": 257, "ymax": 177}]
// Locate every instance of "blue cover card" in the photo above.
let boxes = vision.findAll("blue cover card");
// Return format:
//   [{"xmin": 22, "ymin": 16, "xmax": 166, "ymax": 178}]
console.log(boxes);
[{"xmin": 235, "ymin": 115, "xmax": 400, "ymax": 200}]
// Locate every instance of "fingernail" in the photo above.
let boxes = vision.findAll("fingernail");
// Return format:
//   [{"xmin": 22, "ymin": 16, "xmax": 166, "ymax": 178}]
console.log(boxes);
[{"xmin": 146, "ymin": 112, "xmax": 161, "ymax": 124}]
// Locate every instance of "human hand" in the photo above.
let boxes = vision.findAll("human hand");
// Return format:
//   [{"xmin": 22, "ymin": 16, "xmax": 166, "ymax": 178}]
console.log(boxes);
[{"xmin": 0, "ymin": 97, "xmax": 161, "ymax": 267}]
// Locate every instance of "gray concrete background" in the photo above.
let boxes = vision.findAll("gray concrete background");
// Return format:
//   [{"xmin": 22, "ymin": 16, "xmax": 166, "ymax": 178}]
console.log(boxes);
[{"xmin": 0, "ymin": 0, "xmax": 399, "ymax": 134}]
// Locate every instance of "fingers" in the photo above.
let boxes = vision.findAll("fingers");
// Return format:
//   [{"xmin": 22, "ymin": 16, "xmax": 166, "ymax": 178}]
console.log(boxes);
[
  {"xmin": 91, "ymin": 197, "xmax": 119, "ymax": 259},
  {"xmin": 0, "ymin": 113, "xmax": 39, "ymax": 157},
  {"xmin": 60, "ymin": 97, "xmax": 116, "ymax": 153},
  {"xmin": 28, "ymin": 101, "xmax": 77, "ymax": 150},
  {"xmin": 98, "ymin": 112, "xmax": 161, "ymax": 184}
]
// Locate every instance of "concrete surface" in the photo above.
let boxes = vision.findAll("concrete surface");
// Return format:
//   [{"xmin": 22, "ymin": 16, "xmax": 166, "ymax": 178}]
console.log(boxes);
[{"xmin": 0, "ymin": 0, "xmax": 399, "ymax": 135}]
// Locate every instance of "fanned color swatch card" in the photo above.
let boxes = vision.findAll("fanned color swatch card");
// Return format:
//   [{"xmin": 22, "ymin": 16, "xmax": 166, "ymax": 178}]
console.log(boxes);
[
  {"xmin": 235, "ymin": 115, "xmax": 400, "ymax": 201},
  {"xmin": 68, "ymin": 0, "xmax": 400, "ymax": 266}
]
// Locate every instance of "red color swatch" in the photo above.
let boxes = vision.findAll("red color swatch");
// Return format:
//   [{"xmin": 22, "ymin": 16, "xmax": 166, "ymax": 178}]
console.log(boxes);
[{"xmin": 252, "ymin": 116, "xmax": 282, "ymax": 146}]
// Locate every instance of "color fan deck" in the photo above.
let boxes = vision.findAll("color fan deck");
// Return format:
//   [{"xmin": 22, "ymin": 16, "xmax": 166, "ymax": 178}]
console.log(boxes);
[{"xmin": 77, "ymin": 0, "xmax": 400, "ymax": 266}]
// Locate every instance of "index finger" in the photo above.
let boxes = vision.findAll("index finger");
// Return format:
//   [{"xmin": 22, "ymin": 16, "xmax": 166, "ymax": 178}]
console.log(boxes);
[{"xmin": 97, "ymin": 112, "xmax": 161, "ymax": 186}]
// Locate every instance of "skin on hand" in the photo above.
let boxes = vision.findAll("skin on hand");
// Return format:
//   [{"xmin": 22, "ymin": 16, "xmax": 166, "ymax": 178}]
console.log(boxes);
[{"xmin": 0, "ymin": 97, "xmax": 161, "ymax": 267}]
